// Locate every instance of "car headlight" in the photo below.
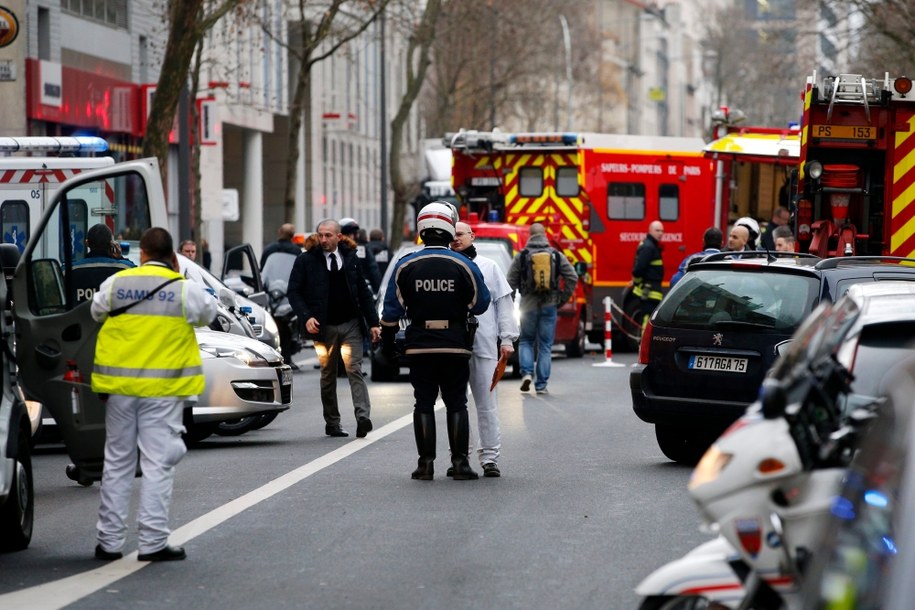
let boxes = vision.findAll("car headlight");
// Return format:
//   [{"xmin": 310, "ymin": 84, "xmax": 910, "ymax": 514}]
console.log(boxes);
[
  {"xmin": 199, "ymin": 344, "xmax": 270, "ymax": 367},
  {"xmin": 688, "ymin": 445, "xmax": 733, "ymax": 490}
]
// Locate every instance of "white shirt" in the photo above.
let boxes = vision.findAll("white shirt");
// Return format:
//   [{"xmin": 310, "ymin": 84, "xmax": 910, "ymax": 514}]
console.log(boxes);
[
  {"xmin": 325, "ymin": 251, "xmax": 341, "ymax": 271},
  {"xmin": 472, "ymin": 254, "xmax": 520, "ymax": 360}
]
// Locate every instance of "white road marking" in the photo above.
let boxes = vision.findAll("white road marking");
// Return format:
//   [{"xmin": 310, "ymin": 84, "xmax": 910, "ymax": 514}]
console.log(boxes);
[{"xmin": 0, "ymin": 407, "xmax": 435, "ymax": 610}]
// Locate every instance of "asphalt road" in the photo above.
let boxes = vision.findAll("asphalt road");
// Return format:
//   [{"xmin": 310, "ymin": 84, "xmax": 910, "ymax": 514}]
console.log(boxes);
[{"xmin": 0, "ymin": 347, "xmax": 709, "ymax": 609}]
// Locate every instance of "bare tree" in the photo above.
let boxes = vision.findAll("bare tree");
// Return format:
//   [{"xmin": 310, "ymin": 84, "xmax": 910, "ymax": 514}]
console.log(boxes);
[
  {"xmin": 840, "ymin": 0, "xmax": 915, "ymax": 72},
  {"xmin": 142, "ymin": 0, "xmax": 243, "ymax": 191},
  {"xmin": 277, "ymin": 0, "xmax": 390, "ymax": 223},
  {"xmin": 387, "ymin": 0, "xmax": 443, "ymax": 251}
]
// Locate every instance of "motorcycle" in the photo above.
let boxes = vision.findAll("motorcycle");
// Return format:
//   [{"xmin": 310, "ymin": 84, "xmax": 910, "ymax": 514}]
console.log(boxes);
[{"xmin": 636, "ymin": 354, "xmax": 881, "ymax": 610}]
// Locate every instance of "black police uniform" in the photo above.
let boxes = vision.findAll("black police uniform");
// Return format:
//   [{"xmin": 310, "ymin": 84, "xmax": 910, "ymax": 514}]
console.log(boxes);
[{"xmin": 381, "ymin": 245, "xmax": 491, "ymax": 480}]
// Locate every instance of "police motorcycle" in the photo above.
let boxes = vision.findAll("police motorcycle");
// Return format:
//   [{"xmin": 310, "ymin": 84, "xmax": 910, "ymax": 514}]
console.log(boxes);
[{"xmin": 636, "ymin": 352, "xmax": 881, "ymax": 610}]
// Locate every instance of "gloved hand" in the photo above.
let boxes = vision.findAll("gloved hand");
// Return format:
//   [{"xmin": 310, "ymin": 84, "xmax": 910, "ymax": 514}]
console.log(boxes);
[{"xmin": 381, "ymin": 325, "xmax": 397, "ymax": 359}]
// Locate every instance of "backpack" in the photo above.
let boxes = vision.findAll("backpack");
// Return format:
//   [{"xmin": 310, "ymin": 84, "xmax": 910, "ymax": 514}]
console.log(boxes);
[{"xmin": 520, "ymin": 248, "xmax": 561, "ymax": 294}]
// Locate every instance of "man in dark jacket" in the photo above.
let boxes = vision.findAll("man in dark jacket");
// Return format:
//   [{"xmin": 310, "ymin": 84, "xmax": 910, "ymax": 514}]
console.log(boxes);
[
  {"xmin": 288, "ymin": 219, "xmax": 380, "ymax": 438},
  {"xmin": 260, "ymin": 223, "xmax": 301, "ymax": 269},
  {"xmin": 366, "ymin": 228, "xmax": 391, "ymax": 276},
  {"xmin": 631, "ymin": 220, "xmax": 665, "ymax": 331},
  {"xmin": 381, "ymin": 202, "xmax": 491, "ymax": 481}
]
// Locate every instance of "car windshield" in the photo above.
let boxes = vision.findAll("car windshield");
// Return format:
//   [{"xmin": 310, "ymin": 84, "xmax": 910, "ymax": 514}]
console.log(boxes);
[{"xmin": 656, "ymin": 269, "xmax": 819, "ymax": 332}]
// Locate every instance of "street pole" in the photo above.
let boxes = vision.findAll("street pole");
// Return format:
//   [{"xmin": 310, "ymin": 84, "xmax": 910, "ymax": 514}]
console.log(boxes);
[
  {"xmin": 379, "ymin": 10, "xmax": 387, "ymax": 238},
  {"xmin": 559, "ymin": 15, "xmax": 573, "ymax": 131},
  {"xmin": 178, "ymin": 81, "xmax": 190, "ymax": 240}
]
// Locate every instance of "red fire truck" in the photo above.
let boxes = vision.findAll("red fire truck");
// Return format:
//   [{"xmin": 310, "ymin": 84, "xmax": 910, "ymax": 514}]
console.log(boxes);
[
  {"xmin": 447, "ymin": 130, "xmax": 718, "ymax": 349},
  {"xmin": 796, "ymin": 71, "xmax": 915, "ymax": 257}
]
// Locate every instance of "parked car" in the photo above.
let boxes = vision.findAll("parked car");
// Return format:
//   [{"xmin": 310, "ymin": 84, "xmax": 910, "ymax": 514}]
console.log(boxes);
[
  {"xmin": 178, "ymin": 245, "xmax": 281, "ymax": 352},
  {"xmin": 630, "ymin": 253, "xmax": 915, "ymax": 464},
  {"xmin": 799, "ymin": 350, "xmax": 915, "ymax": 609},
  {"xmin": 187, "ymin": 328, "xmax": 293, "ymax": 442},
  {"xmin": 370, "ymin": 241, "xmax": 519, "ymax": 381}
]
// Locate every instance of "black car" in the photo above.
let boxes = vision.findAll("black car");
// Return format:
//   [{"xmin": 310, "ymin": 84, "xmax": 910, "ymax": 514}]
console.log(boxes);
[{"xmin": 630, "ymin": 253, "xmax": 915, "ymax": 464}]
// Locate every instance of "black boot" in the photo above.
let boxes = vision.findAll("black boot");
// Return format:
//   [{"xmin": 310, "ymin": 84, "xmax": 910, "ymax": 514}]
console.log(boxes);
[
  {"xmin": 411, "ymin": 412, "xmax": 436, "ymax": 480},
  {"xmin": 447, "ymin": 410, "xmax": 478, "ymax": 480}
]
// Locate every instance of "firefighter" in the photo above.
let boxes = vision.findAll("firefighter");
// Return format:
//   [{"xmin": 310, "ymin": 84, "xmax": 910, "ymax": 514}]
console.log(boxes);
[
  {"xmin": 631, "ymin": 220, "xmax": 665, "ymax": 331},
  {"xmin": 380, "ymin": 202, "xmax": 491, "ymax": 481}
]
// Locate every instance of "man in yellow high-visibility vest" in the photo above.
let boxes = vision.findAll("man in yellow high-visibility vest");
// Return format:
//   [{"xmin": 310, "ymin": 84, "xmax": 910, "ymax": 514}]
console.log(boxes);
[{"xmin": 91, "ymin": 227, "xmax": 217, "ymax": 562}]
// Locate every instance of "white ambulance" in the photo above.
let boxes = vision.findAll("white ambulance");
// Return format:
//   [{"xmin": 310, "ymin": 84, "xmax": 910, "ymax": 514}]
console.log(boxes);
[{"xmin": 1, "ymin": 138, "xmax": 169, "ymax": 551}]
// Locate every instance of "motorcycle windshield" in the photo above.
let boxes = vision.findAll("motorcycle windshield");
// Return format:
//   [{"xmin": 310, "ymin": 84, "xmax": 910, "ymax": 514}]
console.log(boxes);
[{"xmin": 262, "ymin": 252, "xmax": 297, "ymax": 290}]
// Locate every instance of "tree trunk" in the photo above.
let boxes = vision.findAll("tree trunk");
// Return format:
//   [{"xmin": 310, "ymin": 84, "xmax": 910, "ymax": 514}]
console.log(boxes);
[
  {"xmin": 284, "ymin": 25, "xmax": 311, "ymax": 224},
  {"xmin": 388, "ymin": 0, "xmax": 442, "ymax": 250}
]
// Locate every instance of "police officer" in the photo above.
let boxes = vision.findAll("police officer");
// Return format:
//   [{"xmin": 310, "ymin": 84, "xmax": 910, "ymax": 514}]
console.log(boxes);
[
  {"xmin": 91, "ymin": 227, "xmax": 217, "ymax": 562},
  {"xmin": 632, "ymin": 220, "xmax": 664, "ymax": 331},
  {"xmin": 381, "ymin": 202, "xmax": 491, "ymax": 481}
]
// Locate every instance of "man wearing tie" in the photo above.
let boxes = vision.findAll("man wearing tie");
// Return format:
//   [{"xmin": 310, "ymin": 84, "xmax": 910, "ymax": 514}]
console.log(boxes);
[{"xmin": 288, "ymin": 219, "xmax": 381, "ymax": 438}]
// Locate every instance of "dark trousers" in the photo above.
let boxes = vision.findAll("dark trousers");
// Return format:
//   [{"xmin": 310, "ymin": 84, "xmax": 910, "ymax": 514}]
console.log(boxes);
[{"xmin": 408, "ymin": 354, "xmax": 470, "ymax": 415}]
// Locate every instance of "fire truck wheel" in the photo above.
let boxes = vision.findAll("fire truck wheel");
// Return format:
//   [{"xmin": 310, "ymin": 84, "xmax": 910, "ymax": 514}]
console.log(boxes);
[{"xmin": 564, "ymin": 315, "xmax": 586, "ymax": 358}]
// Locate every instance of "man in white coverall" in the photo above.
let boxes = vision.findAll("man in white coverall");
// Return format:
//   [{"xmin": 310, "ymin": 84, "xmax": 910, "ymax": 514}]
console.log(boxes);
[
  {"xmin": 450, "ymin": 221, "xmax": 519, "ymax": 477},
  {"xmin": 90, "ymin": 227, "xmax": 217, "ymax": 562}
]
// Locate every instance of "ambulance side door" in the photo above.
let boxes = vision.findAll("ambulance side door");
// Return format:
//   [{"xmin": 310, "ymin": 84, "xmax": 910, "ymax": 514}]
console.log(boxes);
[{"xmin": 12, "ymin": 159, "xmax": 167, "ymax": 482}]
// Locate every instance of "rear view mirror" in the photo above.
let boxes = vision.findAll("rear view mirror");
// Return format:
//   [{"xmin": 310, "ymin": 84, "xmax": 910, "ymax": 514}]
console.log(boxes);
[{"xmin": 760, "ymin": 378, "xmax": 787, "ymax": 419}]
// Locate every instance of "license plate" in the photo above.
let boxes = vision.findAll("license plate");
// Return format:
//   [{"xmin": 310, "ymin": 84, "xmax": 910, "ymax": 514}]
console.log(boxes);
[
  {"xmin": 688, "ymin": 355, "xmax": 748, "ymax": 373},
  {"xmin": 280, "ymin": 367, "xmax": 293, "ymax": 386},
  {"xmin": 471, "ymin": 176, "xmax": 501, "ymax": 186},
  {"xmin": 811, "ymin": 124, "xmax": 876, "ymax": 140}
]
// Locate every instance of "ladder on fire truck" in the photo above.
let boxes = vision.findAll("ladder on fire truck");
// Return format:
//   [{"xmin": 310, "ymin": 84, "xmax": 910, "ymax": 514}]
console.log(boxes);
[{"xmin": 825, "ymin": 73, "xmax": 889, "ymax": 122}]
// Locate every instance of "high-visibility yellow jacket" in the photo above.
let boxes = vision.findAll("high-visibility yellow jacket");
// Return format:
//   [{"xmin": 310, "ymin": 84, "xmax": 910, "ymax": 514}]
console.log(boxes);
[{"xmin": 92, "ymin": 264, "xmax": 207, "ymax": 397}]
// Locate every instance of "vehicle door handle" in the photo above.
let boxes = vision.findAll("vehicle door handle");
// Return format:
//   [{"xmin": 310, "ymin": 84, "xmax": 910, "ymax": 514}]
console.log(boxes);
[{"xmin": 34, "ymin": 343, "xmax": 61, "ymax": 370}]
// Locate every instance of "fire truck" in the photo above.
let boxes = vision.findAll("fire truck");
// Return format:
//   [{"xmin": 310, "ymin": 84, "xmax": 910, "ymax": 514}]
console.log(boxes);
[
  {"xmin": 702, "ymin": 114, "xmax": 800, "ymax": 230},
  {"xmin": 446, "ymin": 130, "xmax": 718, "ymax": 349},
  {"xmin": 796, "ymin": 71, "xmax": 915, "ymax": 257}
]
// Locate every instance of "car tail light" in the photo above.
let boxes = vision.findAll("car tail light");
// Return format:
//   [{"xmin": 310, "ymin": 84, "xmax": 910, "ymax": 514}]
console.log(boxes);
[{"xmin": 638, "ymin": 320, "xmax": 653, "ymax": 364}]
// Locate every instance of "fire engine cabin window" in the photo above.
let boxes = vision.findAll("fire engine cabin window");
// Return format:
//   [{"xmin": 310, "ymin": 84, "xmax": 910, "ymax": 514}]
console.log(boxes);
[
  {"xmin": 556, "ymin": 167, "xmax": 579, "ymax": 196},
  {"xmin": 519, "ymin": 167, "xmax": 543, "ymax": 197},
  {"xmin": 1, "ymin": 201, "xmax": 30, "ymax": 253},
  {"xmin": 608, "ymin": 183, "xmax": 646, "ymax": 220},
  {"xmin": 659, "ymin": 184, "xmax": 680, "ymax": 221}
]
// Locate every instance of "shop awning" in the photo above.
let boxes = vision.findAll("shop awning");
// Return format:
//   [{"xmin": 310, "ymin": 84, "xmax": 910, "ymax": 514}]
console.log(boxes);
[{"xmin": 703, "ymin": 132, "xmax": 800, "ymax": 165}]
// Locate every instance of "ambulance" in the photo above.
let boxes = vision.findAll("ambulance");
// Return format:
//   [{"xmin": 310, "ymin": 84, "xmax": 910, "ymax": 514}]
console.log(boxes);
[{"xmin": 0, "ymin": 138, "xmax": 170, "ymax": 550}]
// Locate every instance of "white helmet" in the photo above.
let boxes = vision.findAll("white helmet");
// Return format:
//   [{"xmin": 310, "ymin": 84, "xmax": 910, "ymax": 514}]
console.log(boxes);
[
  {"xmin": 417, "ymin": 201, "xmax": 457, "ymax": 239},
  {"xmin": 735, "ymin": 216, "xmax": 760, "ymax": 240}
]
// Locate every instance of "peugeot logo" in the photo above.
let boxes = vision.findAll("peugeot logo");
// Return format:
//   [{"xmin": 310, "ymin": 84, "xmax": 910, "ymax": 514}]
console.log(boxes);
[{"xmin": 712, "ymin": 333, "xmax": 723, "ymax": 346}]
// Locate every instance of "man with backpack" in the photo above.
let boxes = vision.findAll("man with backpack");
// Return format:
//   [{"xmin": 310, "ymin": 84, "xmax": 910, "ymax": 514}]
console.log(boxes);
[{"xmin": 506, "ymin": 223, "xmax": 578, "ymax": 395}]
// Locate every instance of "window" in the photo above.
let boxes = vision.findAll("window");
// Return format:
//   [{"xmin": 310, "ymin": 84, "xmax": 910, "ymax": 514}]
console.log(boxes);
[
  {"xmin": 1, "ymin": 201, "xmax": 30, "ymax": 253},
  {"xmin": 608, "ymin": 183, "xmax": 645, "ymax": 220},
  {"xmin": 659, "ymin": 184, "xmax": 679, "ymax": 221},
  {"xmin": 519, "ymin": 167, "xmax": 542, "ymax": 197},
  {"xmin": 556, "ymin": 167, "xmax": 579, "ymax": 196},
  {"xmin": 60, "ymin": 0, "xmax": 128, "ymax": 29}
]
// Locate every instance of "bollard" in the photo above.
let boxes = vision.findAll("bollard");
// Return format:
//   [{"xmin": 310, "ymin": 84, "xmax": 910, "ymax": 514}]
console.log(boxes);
[{"xmin": 593, "ymin": 296, "xmax": 624, "ymax": 368}]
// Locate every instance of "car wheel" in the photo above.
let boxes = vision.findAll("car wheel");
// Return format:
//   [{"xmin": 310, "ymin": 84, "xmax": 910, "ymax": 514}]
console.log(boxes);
[
  {"xmin": 565, "ymin": 315, "xmax": 586, "ymax": 358},
  {"xmin": 249, "ymin": 412, "xmax": 279, "ymax": 430},
  {"xmin": 183, "ymin": 422, "xmax": 218, "ymax": 444},
  {"xmin": 655, "ymin": 425, "xmax": 709, "ymax": 465},
  {"xmin": 0, "ymin": 427, "xmax": 34, "ymax": 552},
  {"xmin": 370, "ymin": 350, "xmax": 397, "ymax": 382},
  {"xmin": 215, "ymin": 417, "xmax": 261, "ymax": 436}
]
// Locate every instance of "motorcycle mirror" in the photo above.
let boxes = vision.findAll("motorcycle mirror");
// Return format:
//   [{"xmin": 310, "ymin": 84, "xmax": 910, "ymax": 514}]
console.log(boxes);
[{"xmin": 760, "ymin": 379, "xmax": 787, "ymax": 419}]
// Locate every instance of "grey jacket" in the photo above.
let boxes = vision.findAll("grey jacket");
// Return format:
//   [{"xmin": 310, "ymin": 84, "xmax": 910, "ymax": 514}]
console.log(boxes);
[{"xmin": 506, "ymin": 234, "xmax": 578, "ymax": 311}]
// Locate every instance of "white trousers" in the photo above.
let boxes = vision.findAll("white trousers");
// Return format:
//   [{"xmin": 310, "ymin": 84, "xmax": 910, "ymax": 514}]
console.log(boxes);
[
  {"xmin": 468, "ymin": 355, "xmax": 502, "ymax": 466},
  {"xmin": 96, "ymin": 395, "xmax": 187, "ymax": 555}
]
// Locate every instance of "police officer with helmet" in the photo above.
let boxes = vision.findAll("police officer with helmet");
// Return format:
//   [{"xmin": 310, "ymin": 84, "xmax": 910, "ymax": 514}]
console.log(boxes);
[{"xmin": 381, "ymin": 202, "xmax": 491, "ymax": 481}]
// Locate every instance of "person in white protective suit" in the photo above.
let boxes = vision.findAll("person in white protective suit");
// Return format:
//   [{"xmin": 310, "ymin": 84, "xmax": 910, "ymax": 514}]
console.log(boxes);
[
  {"xmin": 90, "ymin": 227, "xmax": 217, "ymax": 562},
  {"xmin": 450, "ymin": 221, "xmax": 519, "ymax": 477}
]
